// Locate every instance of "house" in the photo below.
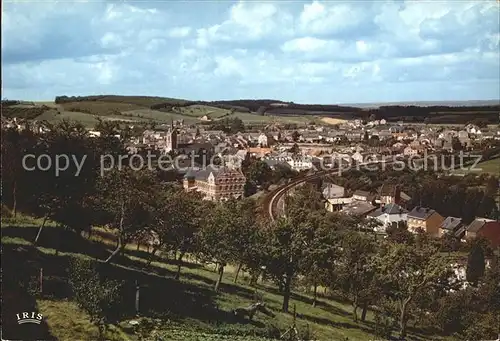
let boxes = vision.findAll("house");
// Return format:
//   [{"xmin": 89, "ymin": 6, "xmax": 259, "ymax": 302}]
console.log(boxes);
[
  {"xmin": 286, "ymin": 156, "xmax": 313, "ymax": 171},
  {"xmin": 378, "ymin": 130, "xmax": 393, "ymax": 140},
  {"xmin": 465, "ymin": 124, "xmax": 481, "ymax": 135},
  {"xmin": 341, "ymin": 200, "xmax": 376, "ymax": 217},
  {"xmin": 407, "ymin": 207, "xmax": 445, "ymax": 237},
  {"xmin": 247, "ymin": 147, "xmax": 272, "ymax": 158},
  {"xmin": 345, "ymin": 131, "xmax": 363, "ymax": 141},
  {"xmin": 322, "ymin": 183, "xmax": 345, "ymax": 199},
  {"xmin": 465, "ymin": 218, "xmax": 495, "ymax": 240},
  {"xmin": 183, "ymin": 166, "xmax": 246, "ymax": 201},
  {"xmin": 403, "ymin": 146, "xmax": 418, "ymax": 156},
  {"xmin": 258, "ymin": 133, "xmax": 269, "ymax": 147},
  {"xmin": 367, "ymin": 203, "xmax": 408, "ymax": 233},
  {"xmin": 352, "ymin": 151, "xmax": 363, "ymax": 163},
  {"xmin": 438, "ymin": 216, "xmax": 464, "ymax": 238},
  {"xmin": 325, "ymin": 197, "xmax": 353, "ymax": 212},
  {"xmin": 352, "ymin": 190, "xmax": 372, "ymax": 202},
  {"xmin": 476, "ymin": 221, "xmax": 500, "ymax": 247},
  {"xmin": 377, "ymin": 184, "xmax": 411, "ymax": 206}
]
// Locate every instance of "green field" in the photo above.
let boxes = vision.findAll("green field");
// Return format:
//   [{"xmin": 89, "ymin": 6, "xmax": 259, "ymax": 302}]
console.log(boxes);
[
  {"xmin": 226, "ymin": 112, "xmax": 316, "ymax": 125},
  {"xmin": 175, "ymin": 105, "xmax": 232, "ymax": 119},
  {"xmin": 475, "ymin": 157, "xmax": 500, "ymax": 174},
  {"xmin": 452, "ymin": 157, "xmax": 500, "ymax": 175},
  {"xmin": 18, "ymin": 100, "xmax": 320, "ymax": 127},
  {"xmin": 1, "ymin": 216, "xmax": 450, "ymax": 341}
]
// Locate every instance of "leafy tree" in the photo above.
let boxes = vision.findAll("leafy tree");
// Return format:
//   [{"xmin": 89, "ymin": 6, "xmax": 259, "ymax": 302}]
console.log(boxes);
[
  {"xmin": 466, "ymin": 239, "xmax": 486, "ymax": 286},
  {"xmin": 386, "ymin": 222, "xmax": 415, "ymax": 245},
  {"xmin": 244, "ymin": 160, "xmax": 273, "ymax": 191},
  {"xmin": 29, "ymin": 121, "xmax": 100, "ymax": 244},
  {"xmin": 96, "ymin": 168, "xmax": 156, "ymax": 263},
  {"xmin": 68, "ymin": 258, "xmax": 124, "ymax": 340},
  {"xmin": 291, "ymin": 131, "xmax": 300, "ymax": 142},
  {"xmin": 262, "ymin": 217, "xmax": 312, "ymax": 312},
  {"xmin": 300, "ymin": 219, "xmax": 340, "ymax": 307},
  {"xmin": 157, "ymin": 190, "xmax": 206, "ymax": 279},
  {"xmin": 375, "ymin": 242, "xmax": 453, "ymax": 338},
  {"xmin": 196, "ymin": 200, "xmax": 247, "ymax": 292},
  {"xmin": 336, "ymin": 231, "xmax": 380, "ymax": 322},
  {"xmin": 1, "ymin": 127, "xmax": 38, "ymax": 217}
]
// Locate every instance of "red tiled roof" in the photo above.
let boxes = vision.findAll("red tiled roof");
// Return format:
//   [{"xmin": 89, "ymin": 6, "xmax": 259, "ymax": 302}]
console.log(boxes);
[{"xmin": 477, "ymin": 222, "xmax": 500, "ymax": 247}]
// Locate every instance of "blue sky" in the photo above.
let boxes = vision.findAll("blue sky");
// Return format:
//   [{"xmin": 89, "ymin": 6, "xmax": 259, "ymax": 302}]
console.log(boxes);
[{"xmin": 2, "ymin": 0, "xmax": 499, "ymax": 104}]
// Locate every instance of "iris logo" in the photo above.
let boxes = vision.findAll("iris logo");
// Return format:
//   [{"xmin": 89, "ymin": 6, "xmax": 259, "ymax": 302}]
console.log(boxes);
[{"xmin": 16, "ymin": 312, "xmax": 43, "ymax": 325}]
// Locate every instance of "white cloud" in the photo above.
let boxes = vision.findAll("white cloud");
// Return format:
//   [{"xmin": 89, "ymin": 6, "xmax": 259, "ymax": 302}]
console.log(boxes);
[
  {"xmin": 194, "ymin": 1, "xmax": 293, "ymax": 48},
  {"xmin": 1, "ymin": 0, "xmax": 499, "ymax": 103},
  {"xmin": 168, "ymin": 26, "xmax": 191, "ymax": 38}
]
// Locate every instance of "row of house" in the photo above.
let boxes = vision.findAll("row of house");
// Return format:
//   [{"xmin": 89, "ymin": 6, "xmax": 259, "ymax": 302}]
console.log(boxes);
[{"xmin": 322, "ymin": 181, "xmax": 500, "ymax": 246}]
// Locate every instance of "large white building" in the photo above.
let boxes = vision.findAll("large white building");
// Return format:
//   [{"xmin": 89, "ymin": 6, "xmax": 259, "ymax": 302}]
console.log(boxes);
[{"xmin": 367, "ymin": 203, "xmax": 408, "ymax": 233}]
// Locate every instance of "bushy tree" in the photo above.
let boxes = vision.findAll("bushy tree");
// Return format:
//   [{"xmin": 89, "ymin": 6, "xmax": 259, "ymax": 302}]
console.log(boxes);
[
  {"xmin": 466, "ymin": 239, "xmax": 486, "ymax": 286},
  {"xmin": 375, "ymin": 242, "xmax": 453, "ymax": 338},
  {"xmin": 68, "ymin": 258, "xmax": 124, "ymax": 340}
]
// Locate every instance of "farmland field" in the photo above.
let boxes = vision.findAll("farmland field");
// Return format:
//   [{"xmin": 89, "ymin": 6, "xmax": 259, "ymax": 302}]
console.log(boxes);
[
  {"xmin": 320, "ymin": 117, "xmax": 348, "ymax": 125},
  {"xmin": 475, "ymin": 157, "xmax": 500, "ymax": 175},
  {"xmin": 175, "ymin": 105, "xmax": 232, "ymax": 119},
  {"xmin": 121, "ymin": 109, "xmax": 200, "ymax": 124},
  {"xmin": 451, "ymin": 156, "xmax": 500, "ymax": 176},
  {"xmin": 2, "ymin": 98, "xmax": 322, "ymax": 127},
  {"xmin": 226, "ymin": 112, "xmax": 315, "ymax": 124},
  {"xmin": 36, "ymin": 110, "xmax": 142, "ymax": 128},
  {"xmin": 60, "ymin": 101, "xmax": 145, "ymax": 114}
]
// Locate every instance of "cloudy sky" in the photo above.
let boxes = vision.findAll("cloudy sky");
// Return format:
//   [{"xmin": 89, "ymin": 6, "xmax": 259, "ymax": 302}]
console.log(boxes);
[{"xmin": 2, "ymin": 0, "xmax": 499, "ymax": 104}]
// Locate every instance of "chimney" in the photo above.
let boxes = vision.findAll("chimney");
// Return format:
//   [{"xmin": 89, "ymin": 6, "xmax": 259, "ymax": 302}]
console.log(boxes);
[{"xmin": 394, "ymin": 185, "xmax": 401, "ymax": 204}]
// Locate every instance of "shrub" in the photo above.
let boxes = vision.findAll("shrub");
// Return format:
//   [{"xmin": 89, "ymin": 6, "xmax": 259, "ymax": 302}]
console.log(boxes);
[
  {"xmin": 68, "ymin": 258, "xmax": 124, "ymax": 340},
  {"xmin": 373, "ymin": 312, "xmax": 394, "ymax": 339}
]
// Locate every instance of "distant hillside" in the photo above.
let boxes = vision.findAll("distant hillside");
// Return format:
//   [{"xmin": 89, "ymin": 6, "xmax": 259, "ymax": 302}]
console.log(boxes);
[
  {"xmin": 3, "ymin": 96, "xmax": 499, "ymax": 126},
  {"xmin": 341, "ymin": 100, "xmax": 500, "ymax": 108}
]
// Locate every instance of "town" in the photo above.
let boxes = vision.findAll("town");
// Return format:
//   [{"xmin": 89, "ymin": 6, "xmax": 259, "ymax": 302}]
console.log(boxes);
[{"xmin": 2, "ymin": 99, "xmax": 500, "ymax": 341}]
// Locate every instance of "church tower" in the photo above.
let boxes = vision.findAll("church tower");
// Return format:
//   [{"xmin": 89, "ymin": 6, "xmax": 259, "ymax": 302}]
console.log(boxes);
[{"xmin": 166, "ymin": 119, "xmax": 178, "ymax": 152}]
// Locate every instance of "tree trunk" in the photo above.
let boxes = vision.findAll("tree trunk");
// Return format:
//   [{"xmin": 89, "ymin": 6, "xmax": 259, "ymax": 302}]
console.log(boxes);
[
  {"xmin": 33, "ymin": 214, "xmax": 48, "ymax": 245},
  {"xmin": 278, "ymin": 280, "xmax": 284, "ymax": 293},
  {"xmin": 214, "ymin": 263, "xmax": 224, "ymax": 292},
  {"xmin": 105, "ymin": 235, "xmax": 123, "ymax": 264},
  {"xmin": 174, "ymin": 251, "xmax": 185, "ymax": 280},
  {"xmin": 282, "ymin": 272, "xmax": 292, "ymax": 313},
  {"xmin": 97, "ymin": 323, "xmax": 106, "ymax": 341},
  {"xmin": 353, "ymin": 299, "xmax": 359, "ymax": 322},
  {"xmin": 233, "ymin": 263, "xmax": 243, "ymax": 284},
  {"xmin": 361, "ymin": 302, "xmax": 368, "ymax": 322},
  {"xmin": 106, "ymin": 201, "xmax": 125, "ymax": 264},
  {"xmin": 312, "ymin": 283, "xmax": 318, "ymax": 307},
  {"xmin": 137, "ymin": 243, "xmax": 140, "ymax": 251},
  {"xmin": 399, "ymin": 298, "xmax": 411, "ymax": 338},
  {"xmin": 250, "ymin": 272, "xmax": 257, "ymax": 286},
  {"xmin": 12, "ymin": 180, "xmax": 17, "ymax": 218},
  {"xmin": 146, "ymin": 247, "xmax": 158, "ymax": 266}
]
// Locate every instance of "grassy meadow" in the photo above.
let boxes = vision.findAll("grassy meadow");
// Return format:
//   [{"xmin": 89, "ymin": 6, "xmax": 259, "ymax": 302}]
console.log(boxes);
[
  {"xmin": 1, "ymin": 214, "xmax": 453, "ymax": 341},
  {"xmin": 11, "ymin": 98, "xmax": 329, "ymax": 127}
]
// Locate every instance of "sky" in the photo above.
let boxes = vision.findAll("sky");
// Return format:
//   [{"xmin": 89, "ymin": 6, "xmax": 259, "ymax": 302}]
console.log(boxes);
[{"xmin": 2, "ymin": 0, "xmax": 499, "ymax": 104}]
